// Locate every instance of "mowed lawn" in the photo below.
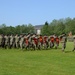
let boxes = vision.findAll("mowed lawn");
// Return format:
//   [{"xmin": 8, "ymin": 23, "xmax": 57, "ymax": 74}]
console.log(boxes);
[{"xmin": 0, "ymin": 42, "xmax": 75, "ymax": 75}]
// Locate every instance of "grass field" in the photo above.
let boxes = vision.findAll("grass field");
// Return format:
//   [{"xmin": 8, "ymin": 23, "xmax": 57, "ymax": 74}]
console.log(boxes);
[{"xmin": 0, "ymin": 42, "xmax": 75, "ymax": 75}]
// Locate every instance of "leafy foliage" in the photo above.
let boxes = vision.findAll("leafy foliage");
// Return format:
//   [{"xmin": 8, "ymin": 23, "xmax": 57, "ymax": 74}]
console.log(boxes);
[
  {"xmin": 0, "ymin": 24, "xmax": 35, "ymax": 35},
  {"xmin": 41, "ymin": 17, "xmax": 75, "ymax": 35},
  {"xmin": 0, "ymin": 17, "xmax": 75, "ymax": 35}
]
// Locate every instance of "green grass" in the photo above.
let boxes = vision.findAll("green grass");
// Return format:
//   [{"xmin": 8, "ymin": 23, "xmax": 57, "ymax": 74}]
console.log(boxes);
[{"xmin": 0, "ymin": 42, "xmax": 75, "ymax": 75}]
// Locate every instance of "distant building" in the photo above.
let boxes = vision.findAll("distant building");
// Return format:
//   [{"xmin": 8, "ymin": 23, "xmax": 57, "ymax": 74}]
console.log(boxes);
[{"xmin": 34, "ymin": 25, "xmax": 43, "ymax": 35}]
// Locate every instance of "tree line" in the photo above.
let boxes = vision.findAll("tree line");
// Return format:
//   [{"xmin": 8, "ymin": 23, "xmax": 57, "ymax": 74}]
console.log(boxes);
[
  {"xmin": 0, "ymin": 17, "xmax": 75, "ymax": 35},
  {"xmin": 0, "ymin": 24, "xmax": 34, "ymax": 35},
  {"xmin": 41, "ymin": 17, "xmax": 75, "ymax": 35}
]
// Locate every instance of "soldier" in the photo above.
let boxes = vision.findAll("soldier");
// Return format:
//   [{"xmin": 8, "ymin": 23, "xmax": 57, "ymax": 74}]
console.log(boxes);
[
  {"xmin": 31, "ymin": 34, "xmax": 36, "ymax": 50},
  {"xmin": 49, "ymin": 35, "xmax": 55, "ymax": 48},
  {"xmin": 32, "ymin": 34, "xmax": 38, "ymax": 50},
  {"xmin": 55, "ymin": 36, "xmax": 59, "ymax": 49},
  {"xmin": 8, "ymin": 34, "xmax": 10, "ymax": 48},
  {"xmin": 19, "ymin": 34, "xmax": 24, "ymax": 49},
  {"xmin": 24, "ymin": 35, "xmax": 29, "ymax": 50},
  {"xmin": 13, "ymin": 35, "xmax": 16, "ymax": 48},
  {"xmin": 43, "ymin": 36, "xmax": 48, "ymax": 49},
  {"xmin": 15, "ymin": 34, "xmax": 19, "ymax": 48},
  {"xmin": 10, "ymin": 34, "xmax": 14, "ymax": 49},
  {"xmin": 0, "ymin": 34, "xmax": 2, "ymax": 47},
  {"xmin": 4, "ymin": 35, "xmax": 9, "ymax": 49},
  {"xmin": 1, "ymin": 34, "xmax": 5, "ymax": 48},
  {"xmin": 72, "ymin": 36, "xmax": 75, "ymax": 51},
  {"xmin": 60, "ymin": 34, "xmax": 67, "ymax": 52},
  {"xmin": 38, "ymin": 35, "xmax": 43, "ymax": 50},
  {"xmin": 27, "ymin": 33, "xmax": 32, "ymax": 49}
]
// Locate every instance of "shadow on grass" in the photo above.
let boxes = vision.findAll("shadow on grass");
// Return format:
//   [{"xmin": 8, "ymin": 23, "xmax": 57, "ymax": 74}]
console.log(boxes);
[{"xmin": 65, "ymin": 51, "xmax": 72, "ymax": 53}]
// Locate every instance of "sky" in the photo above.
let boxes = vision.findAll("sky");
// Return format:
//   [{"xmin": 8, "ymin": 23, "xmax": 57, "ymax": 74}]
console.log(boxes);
[{"xmin": 0, "ymin": 0, "xmax": 75, "ymax": 26}]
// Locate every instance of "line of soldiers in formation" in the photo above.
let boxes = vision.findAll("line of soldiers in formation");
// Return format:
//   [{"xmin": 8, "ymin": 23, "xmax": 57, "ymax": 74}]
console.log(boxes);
[{"xmin": 0, "ymin": 33, "xmax": 68, "ymax": 51}]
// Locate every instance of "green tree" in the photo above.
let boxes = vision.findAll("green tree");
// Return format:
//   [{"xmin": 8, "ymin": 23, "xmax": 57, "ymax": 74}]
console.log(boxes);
[
  {"xmin": 28, "ymin": 24, "xmax": 35, "ymax": 33},
  {"xmin": 41, "ymin": 21, "xmax": 50, "ymax": 35}
]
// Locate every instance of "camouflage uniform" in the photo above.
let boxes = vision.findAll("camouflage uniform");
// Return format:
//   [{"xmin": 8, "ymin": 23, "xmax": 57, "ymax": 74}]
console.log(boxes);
[
  {"xmin": 31, "ymin": 34, "xmax": 36, "ymax": 50},
  {"xmin": 72, "ymin": 36, "xmax": 75, "ymax": 51},
  {"xmin": 4, "ymin": 35, "xmax": 8, "ymax": 49},
  {"xmin": 13, "ymin": 36, "xmax": 16, "ymax": 48},
  {"xmin": 34, "ymin": 36, "xmax": 38, "ymax": 49},
  {"xmin": 37, "ymin": 35, "xmax": 43, "ymax": 50},
  {"xmin": 15, "ymin": 34, "xmax": 19, "ymax": 48},
  {"xmin": 37, "ymin": 37, "xmax": 41, "ymax": 50},
  {"xmin": 0, "ymin": 34, "xmax": 2, "ymax": 47},
  {"xmin": 61, "ymin": 34, "xmax": 67, "ymax": 52},
  {"xmin": 27, "ymin": 34, "xmax": 31, "ymax": 49},
  {"xmin": 10, "ymin": 35, "xmax": 14, "ymax": 48},
  {"xmin": 19, "ymin": 35, "xmax": 24, "ymax": 49},
  {"xmin": 24, "ymin": 35, "xmax": 29, "ymax": 50},
  {"xmin": 43, "ymin": 36, "xmax": 48, "ymax": 49},
  {"xmin": 8, "ymin": 35, "xmax": 10, "ymax": 48},
  {"xmin": 55, "ymin": 36, "xmax": 59, "ymax": 49},
  {"xmin": 49, "ymin": 35, "xmax": 55, "ymax": 48},
  {"xmin": 2, "ymin": 34, "xmax": 5, "ymax": 48}
]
